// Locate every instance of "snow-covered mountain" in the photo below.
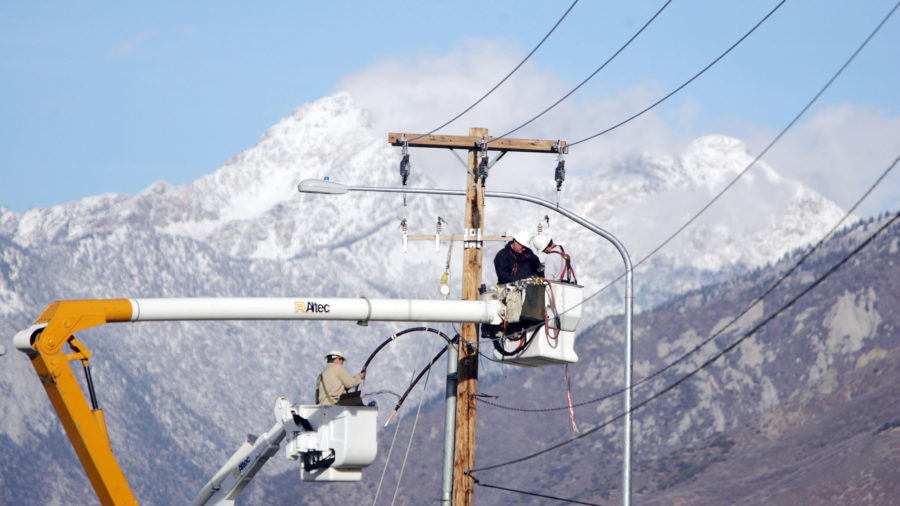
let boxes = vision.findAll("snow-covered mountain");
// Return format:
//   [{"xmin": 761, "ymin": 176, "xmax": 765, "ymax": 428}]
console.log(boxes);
[{"xmin": 0, "ymin": 92, "xmax": 852, "ymax": 504}]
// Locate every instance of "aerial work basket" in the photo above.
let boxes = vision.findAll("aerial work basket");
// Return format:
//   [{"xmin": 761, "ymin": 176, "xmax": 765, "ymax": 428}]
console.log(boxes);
[
  {"xmin": 285, "ymin": 404, "xmax": 378, "ymax": 482},
  {"xmin": 483, "ymin": 279, "xmax": 583, "ymax": 367}
]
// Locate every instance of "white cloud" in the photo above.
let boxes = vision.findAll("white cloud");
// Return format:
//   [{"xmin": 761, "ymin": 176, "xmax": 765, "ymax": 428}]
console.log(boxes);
[
  {"xmin": 334, "ymin": 42, "xmax": 899, "ymax": 217},
  {"xmin": 333, "ymin": 40, "xmax": 688, "ymax": 191},
  {"xmin": 749, "ymin": 104, "xmax": 900, "ymax": 217}
]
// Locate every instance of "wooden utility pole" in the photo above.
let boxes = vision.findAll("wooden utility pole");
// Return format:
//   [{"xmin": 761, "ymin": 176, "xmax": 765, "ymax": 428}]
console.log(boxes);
[{"xmin": 388, "ymin": 130, "xmax": 565, "ymax": 506}]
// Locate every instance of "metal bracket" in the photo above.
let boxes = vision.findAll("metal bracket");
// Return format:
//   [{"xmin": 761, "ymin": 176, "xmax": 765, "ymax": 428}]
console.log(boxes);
[
  {"xmin": 357, "ymin": 296, "xmax": 372, "ymax": 326},
  {"xmin": 449, "ymin": 149, "xmax": 478, "ymax": 180},
  {"xmin": 464, "ymin": 228, "xmax": 483, "ymax": 249}
]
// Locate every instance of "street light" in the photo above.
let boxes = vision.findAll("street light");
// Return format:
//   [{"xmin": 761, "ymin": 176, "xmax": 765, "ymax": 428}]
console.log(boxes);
[{"xmin": 298, "ymin": 178, "xmax": 635, "ymax": 506}]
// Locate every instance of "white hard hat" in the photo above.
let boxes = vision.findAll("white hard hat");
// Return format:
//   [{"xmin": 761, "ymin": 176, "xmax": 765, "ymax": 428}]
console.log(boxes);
[
  {"xmin": 532, "ymin": 233, "xmax": 552, "ymax": 252},
  {"xmin": 325, "ymin": 350, "xmax": 344, "ymax": 360},
  {"xmin": 512, "ymin": 230, "xmax": 532, "ymax": 247}
]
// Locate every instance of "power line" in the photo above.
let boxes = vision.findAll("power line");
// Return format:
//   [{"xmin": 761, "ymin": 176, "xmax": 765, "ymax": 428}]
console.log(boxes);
[
  {"xmin": 466, "ymin": 209, "xmax": 899, "ymax": 475},
  {"xmin": 390, "ymin": 336, "xmax": 438, "ymax": 505},
  {"xmin": 488, "ymin": 0, "xmax": 674, "ymax": 143},
  {"xmin": 475, "ymin": 153, "xmax": 899, "ymax": 414},
  {"xmin": 567, "ymin": 0, "xmax": 786, "ymax": 147},
  {"xmin": 472, "ymin": 475, "xmax": 605, "ymax": 506},
  {"xmin": 592, "ymin": 0, "xmax": 900, "ymax": 262},
  {"xmin": 555, "ymin": 0, "xmax": 900, "ymax": 331},
  {"xmin": 409, "ymin": 0, "xmax": 580, "ymax": 143}
]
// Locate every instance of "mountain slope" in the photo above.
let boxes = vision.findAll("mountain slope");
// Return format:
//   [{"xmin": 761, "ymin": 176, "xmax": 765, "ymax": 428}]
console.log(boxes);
[
  {"xmin": 252, "ymin": 213, "xmax": 898, "ymax": 505},
  {"xmin": 0, "ymin": 92, "xmax": 861, "ymax": 504}
]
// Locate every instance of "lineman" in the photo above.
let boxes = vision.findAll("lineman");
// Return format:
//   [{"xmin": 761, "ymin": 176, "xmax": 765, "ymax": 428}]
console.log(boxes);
[
  {"xmin": 315, "ymin": 350, "xmax": 366, "ymax": 405},
  {"xmin": 532, "ymin": 233, "xmax": 577, "ymax": 283},
  {"xmin": 493, "ymin": 230, "xmax": 542, "ymax": 284}
]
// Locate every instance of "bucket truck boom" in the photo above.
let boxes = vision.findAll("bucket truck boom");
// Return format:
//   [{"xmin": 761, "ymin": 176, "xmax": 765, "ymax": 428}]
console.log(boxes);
[{"xmin": 13, "ymin": 296, "xmax": 504, "ymax": 505}]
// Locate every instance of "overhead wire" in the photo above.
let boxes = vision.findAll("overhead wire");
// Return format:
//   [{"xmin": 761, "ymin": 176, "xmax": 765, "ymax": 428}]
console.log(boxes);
[
  {"xmin": 488, "ymin": 0, "xmax": 675, "ymax": 143},
  {"xmin": 471, "ymin": 0, "xmax": 900, "ymax": 389},
  {"xmin": 454, "ymin": 3, "xmax": 900, "ymax": 499},
  {"xmin": 371, "ymin": 327, "xmax": 449, "ymax": 505},
  {"xmin": 579, "ymin": 0, "xmax": 899, "ymax": 270},
  {"xmin": 475, "ymin": 153, "xmax": 899, "ymax": 413},
  {"xmin": 467, "ymin": 208, "xmax": 900, "ymax": 476},
  {"xmin": 390, "ymin": 331, "xmax": 439, "ymax": 505},
  {"xmin": 409, "ymin": 0, "xmax": 580, "ymax": 143},
  {"xmin": 567, "ymin": 0, "xmax": 786, "ymax": 147},
  {"xmin": 369, "ymin": 2, "xmax": 898, "ymax": 501},
  {"xmin": 471, "ymin": 475, "xmax": 604, "ymax": 506}
]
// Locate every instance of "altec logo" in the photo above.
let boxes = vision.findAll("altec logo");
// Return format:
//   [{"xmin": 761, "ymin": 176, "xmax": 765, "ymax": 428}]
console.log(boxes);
[{"xmin": 294, "ymin": 301, "xmax": 331, "ymax": 313}]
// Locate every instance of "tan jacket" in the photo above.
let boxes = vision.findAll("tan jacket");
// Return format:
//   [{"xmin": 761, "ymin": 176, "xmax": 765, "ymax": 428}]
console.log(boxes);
[{"xmin": 316, "ymin": 362, "xmax": 362, "ymax": 405}]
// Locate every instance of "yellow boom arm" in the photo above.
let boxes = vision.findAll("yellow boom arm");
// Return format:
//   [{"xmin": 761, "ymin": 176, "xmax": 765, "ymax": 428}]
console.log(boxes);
[{"xmin": 16, "ymin": 300, "xmax": 137, "ymax": 505}]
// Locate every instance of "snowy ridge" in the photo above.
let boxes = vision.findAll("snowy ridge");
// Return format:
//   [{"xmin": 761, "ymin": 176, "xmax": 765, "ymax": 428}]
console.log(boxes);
[{"xmin": 0, "ymin": 92, "xmax": 860, "ymax": 504}]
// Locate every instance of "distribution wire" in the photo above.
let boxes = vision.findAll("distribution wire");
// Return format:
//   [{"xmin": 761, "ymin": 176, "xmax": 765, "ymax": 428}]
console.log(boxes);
[
  {"xmin": 475, "ymin": 153, "xmax": 899, "ymax": 414},
  {"xmin": 488, "ymin": 0, "xmax": 675, "ymax": 144},
  {"xmin": 408, "ymin": 0, "xmax": 579, "ymax": 143},
  {"xmin": 390, "ymin": 334, "xmax": 439, "ymax": 505},
  {"xmin": 467, "ymin": 208, "xmax": 900, "ymax": 476},
  {"xmin": 471, "ymin": 475, "xmax": 604, "ymax": 506},
  {"xmin": 470, "ymin": 0, "xmax": 900, "ymax": 392},
  {"xmin": 567, "ymin": 0, "xmax": 786, "ymax": 147},
  {"xmin": 577, "ymin": 0, "xmax": 900, "ymax": 303},
  {"xmin": 372, "ymin": 327, "xmax": 439, "ymax": 505}
]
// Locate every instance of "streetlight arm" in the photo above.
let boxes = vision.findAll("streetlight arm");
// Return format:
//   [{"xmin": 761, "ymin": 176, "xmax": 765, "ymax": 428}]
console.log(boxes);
[{"xmin": 307, "ymin": 183, "xmax": 634, "ymax": 281}]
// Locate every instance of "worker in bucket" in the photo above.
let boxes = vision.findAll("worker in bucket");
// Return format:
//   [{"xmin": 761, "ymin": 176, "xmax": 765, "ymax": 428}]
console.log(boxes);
[
  {"xmin": 493, "ymin": 230, "xmax": 543, "ymax": 284},
  {"xmin": 316, "ymin": 350, "xmax": 366, "ymax": 405},
  {"xmin": 532, "ymin": 233, "xmax": 577, "ymax": 283}
]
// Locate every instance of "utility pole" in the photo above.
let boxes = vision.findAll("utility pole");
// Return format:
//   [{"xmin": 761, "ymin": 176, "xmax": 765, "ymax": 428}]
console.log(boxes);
[{"xmin": 388, "ymin": 130, "xmax": 565, "ymax": 506}]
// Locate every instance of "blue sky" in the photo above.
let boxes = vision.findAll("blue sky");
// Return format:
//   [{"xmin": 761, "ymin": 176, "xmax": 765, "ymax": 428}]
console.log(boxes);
[{"xmin": 2, "ymin": 1, "xmax": 898, "ymax": 215}]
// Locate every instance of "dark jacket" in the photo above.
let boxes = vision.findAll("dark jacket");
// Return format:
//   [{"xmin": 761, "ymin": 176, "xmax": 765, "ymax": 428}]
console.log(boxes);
[{"xmin": 494, "ymin": 241, "xmax": 542, "ymax": 284}]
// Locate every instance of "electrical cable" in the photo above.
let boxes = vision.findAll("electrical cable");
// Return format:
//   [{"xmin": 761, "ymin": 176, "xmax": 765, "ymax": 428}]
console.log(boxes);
[
  {"xmin": 466, "ymin": 209, "xmax": 900, "ymax": 475},
  {"xmin": 362, "ymin": 326, "xmax": 454, "ymax": 376},
  {"xmin": 488, "ymin": 0, "xmax": 674, "ymax": 143},
  {"xmin": 471, "ymin": 475, "xmax": 604, "ymax": 506},
  {"xmin": 391, "ymin": 333, "xmax": 439, "ymax": 505},
  {"xmin": 409, "ymin": 0, "xmax": 580, "ymax": 143},
  {"xmin": 471, "ymin": 0, "xmax": 900, "ymax": 368},
  {"xmin": 567, "ymin": 0, "xmax": 786, "ymax": 147},
  {"xmin": 475, "ymin": 153, "xmax": 899, "ymax": 413},
  {"xmin": 578, "ymin": 0, "xmax": 899, "ymax": 273},
  {"xmin": 385, "ymin": 338, "xmax": 456, "ymax": 425},
  {"xmin": 373, "ymin": 328, "xmax": 433, "ymax": 505},
  {"xmin": 373, "ymin": 398, "xmax": 406, "ymax": 506}
]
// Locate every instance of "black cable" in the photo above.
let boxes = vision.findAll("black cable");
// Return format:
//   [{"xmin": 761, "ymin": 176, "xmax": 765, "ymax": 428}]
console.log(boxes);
[
  {"xmin": 475, "ymin": 153, "xmax": 899, "ymax": 413},
  {"xmin": 471, "ymin": 475, "xmax": 604, "ymax": 506},
  {"xmin": 362, "ymin": 326, "xmax": 454, "ymax": 374},
  {"xmin": 488, "ymin": 0, "xmax": 674, "ymax": 143},
  {"xmin": 468, "ymin": 210, "xmax": 899, "ymax": 474},
  {"xmin": 409, "ymin": 0, "xmax": 580, "ymax": 143},
  {"xmin": 567, "ymin": 0, "xmax": 786, "ymax": 147},
  {"xmin": 583, "ymin": 0, "xmax": 899, "ymax": 266},
  {"xmin": 549, "ymin": 0, "xmax": 899, "ymax": 335}
]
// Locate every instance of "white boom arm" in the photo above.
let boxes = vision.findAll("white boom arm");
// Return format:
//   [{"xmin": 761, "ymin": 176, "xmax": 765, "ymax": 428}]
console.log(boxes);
[
  {"xmin": 127, "ymin": 297, "xmax": 503, "ymax": 324},
  {"xmin": 192, "ymin": 398, "xmax": 297, "ymax": 506},
  {"xmin": 192, "ymin": 421, "xmax": 286, "ymax": 506}
]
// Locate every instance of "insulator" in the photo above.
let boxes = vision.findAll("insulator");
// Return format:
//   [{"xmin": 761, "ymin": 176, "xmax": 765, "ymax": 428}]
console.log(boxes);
[
  {"xmin": 478, "ymin": 154, "xmax": 489, "ymax": 181},
  {"xmin": 400, "ymin": 218, "xmax": 408, "ymax": 253},
  {"xmin": 399, "ymin": 153, "xmax": 410, "ymax": 186},
  {"xmin": 555, "ymin": 159, "xmax": 566, "ymax": 191}
]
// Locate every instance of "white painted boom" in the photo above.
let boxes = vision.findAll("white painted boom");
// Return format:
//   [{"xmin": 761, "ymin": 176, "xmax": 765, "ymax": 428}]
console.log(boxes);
[{"xmin": 128, "ymin": 297, "xmax": 503, "ymax": 325}]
